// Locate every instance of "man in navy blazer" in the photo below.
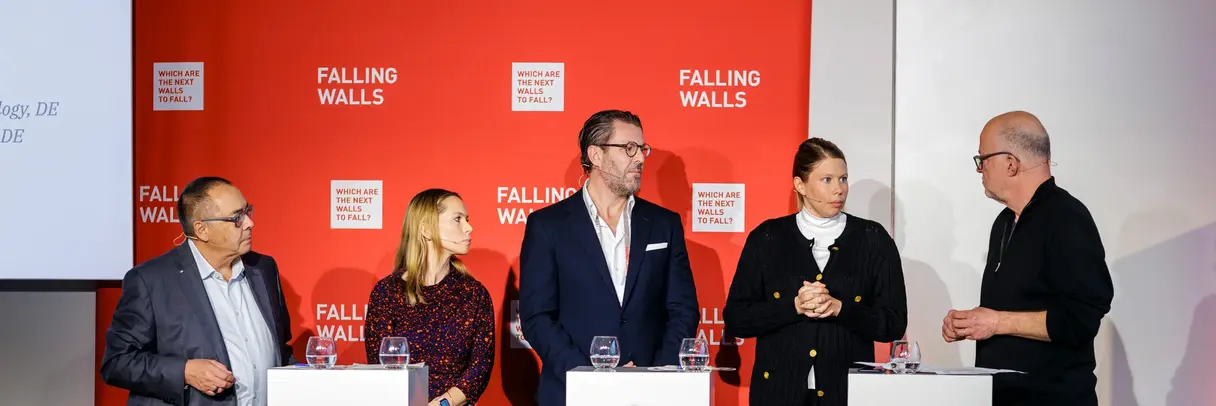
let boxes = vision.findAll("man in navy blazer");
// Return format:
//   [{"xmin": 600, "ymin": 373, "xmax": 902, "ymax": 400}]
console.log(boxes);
[
  {"xmin": 519, "ymin": 110, "xmax": 700, "ymax": 405},
  {"xmin": 101, "ymin": 177, "xmax": 296, "ymax": 406}
]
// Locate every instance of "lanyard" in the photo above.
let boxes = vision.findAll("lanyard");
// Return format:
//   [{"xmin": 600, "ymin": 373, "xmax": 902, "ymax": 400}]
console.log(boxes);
[{"xmin": 593, "ymin": 202, "xmax": 632, "ymax": 271}]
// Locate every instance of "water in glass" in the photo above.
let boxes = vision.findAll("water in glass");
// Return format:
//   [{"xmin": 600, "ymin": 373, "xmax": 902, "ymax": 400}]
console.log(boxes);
[
  {"xmin": 679, "ymin": 354, "xmax": 709, "ymax": 370},
  {"xmin": 306, "ymin": 354, "xmax": 337, "ymax": 367},
  {"xmin": 590, "ymin": 354, "xmax": 621, "ymax": 368},
  {"xmin": 380, "ymin": 353, "xmax": 410, "ymax": 367}
]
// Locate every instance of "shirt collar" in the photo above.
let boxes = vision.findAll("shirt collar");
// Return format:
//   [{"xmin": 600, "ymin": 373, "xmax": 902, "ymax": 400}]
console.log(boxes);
[
  {"xmin": 187, "ymin": 239, "xmax": 245, "ymax": 281},
  {"xmin": 582, "ymin": 180, "xmax": 635, "ymax": 220}
]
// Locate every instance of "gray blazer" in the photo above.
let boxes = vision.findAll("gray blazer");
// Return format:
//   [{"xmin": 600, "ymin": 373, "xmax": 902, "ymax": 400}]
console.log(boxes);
[{"xmin": 100, "ymin": 243, "xmax": 297, "ymax": 405}]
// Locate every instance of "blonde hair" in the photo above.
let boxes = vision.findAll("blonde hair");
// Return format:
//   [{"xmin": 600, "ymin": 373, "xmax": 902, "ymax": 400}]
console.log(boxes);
[{"xmin": 392, "ymin": 188, "xmax": 469, "ymax": 305}]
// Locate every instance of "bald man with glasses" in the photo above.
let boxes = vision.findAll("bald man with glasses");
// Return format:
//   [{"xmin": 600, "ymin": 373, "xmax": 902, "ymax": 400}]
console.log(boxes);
[
  {"xmin": 943, "ymin": 112, "xmax": 1113, "ymax": 406},
  {"xmin": 102, "ymin": 176, "xmax": 296, "ymax": 406}
]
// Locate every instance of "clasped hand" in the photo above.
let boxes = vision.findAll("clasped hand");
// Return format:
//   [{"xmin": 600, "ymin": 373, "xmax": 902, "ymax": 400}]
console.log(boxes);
[
  {"xmin": 941, "ymin": 307, "xmax": 999, "ymax": 342},
  {"xmin": 794, "ymin": 281, "xmax": 840, "ymax": 318}
]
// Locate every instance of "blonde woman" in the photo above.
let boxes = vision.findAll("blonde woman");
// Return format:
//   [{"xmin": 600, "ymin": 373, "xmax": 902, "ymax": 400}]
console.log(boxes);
[{"xmin": 364, "ymin": 188, "xmax": 494, "ymax": 406}]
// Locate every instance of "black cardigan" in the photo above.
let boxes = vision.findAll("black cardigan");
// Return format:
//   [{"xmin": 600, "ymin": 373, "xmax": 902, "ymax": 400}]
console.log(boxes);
[{"xmin": 723, "ymin": 213, "xmax": 908, "ymax": 406}]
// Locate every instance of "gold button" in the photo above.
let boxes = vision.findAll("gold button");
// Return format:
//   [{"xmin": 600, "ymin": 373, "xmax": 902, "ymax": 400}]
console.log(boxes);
[
  {"xmin": 815, "ymin": 274, "xmax": 823, "ymax": 281},
  {"xmin": 854, "ymin": 296, "xmax": 862, "ymax": 302},
  {"xmin": 773, "ymin": 292, "xmax": 781, "ymax": 299},
  {"xmin": 763, "ymin": 371, "xmax": 770, "ymax": 379},
  {"xmin": 809, "ymin": 349, "xmax": 817, "ymax": 357},
  {"xmin": 818, "ymin": 390, "xmax": 825, "ymax": 397},
  {"xmin": 831, "ymin": 246, "xmax": 839, "ymax": 251}
]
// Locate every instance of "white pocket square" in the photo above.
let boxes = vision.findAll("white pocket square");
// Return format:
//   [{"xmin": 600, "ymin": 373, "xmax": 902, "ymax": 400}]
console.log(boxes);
[{"xmin": 645, "ymin": 242, "xmax": 668, "ymax": 251}]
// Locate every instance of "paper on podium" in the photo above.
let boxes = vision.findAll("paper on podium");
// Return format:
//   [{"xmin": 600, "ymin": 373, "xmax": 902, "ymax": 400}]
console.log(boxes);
[
  {"xmin": 855, "ymin": 362, "xmax": 1024, "ymax": 375},
  {"xmin": 646, "ymin": 365, "xmax": 737, "ymax": 372},
  {"xmin": 921, "ymin": 366, "xmax": 1024, "ymax": 375},
  {"xmin": 346, "ymin": 362, "xmax": 427, "ymax": 370}
]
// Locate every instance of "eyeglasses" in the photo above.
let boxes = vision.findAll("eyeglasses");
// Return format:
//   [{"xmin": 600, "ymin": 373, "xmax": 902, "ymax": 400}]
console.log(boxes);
[
  {"xmin": 972, "ymin": 151, "xmax": 1018, "ymax": 170},
  {"xmin": 197, "ymin": 204, "xmax": 254, "ymax": 226},
  {"xmin": 597, "ymin": 142, "xmax": 652, "ymax": 158}
]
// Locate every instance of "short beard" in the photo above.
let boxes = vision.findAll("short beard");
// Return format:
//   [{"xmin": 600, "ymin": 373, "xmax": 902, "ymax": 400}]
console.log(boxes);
[
  {"xmin": 603, "ymin": 159, "xmax": 641, "ymax": 196},
  {"xmin": 984, "ymin": 187, "xmax": 1005, "ymax": 204}
]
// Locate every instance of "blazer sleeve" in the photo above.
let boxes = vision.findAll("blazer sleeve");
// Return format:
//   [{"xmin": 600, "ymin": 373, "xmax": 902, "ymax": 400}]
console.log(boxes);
[
  {"xmin": 654, "ymin": 214, "xmax": 700, "ymax": 366},
  {"xmin": 518, "ymin": 215, "xmax": 587, "ymax": 384},
  {"xmin": 834, "ymin": 225, "xmax": 909, "ymax": 342},
  {"xmin": 723, "ymin": 224, "xmax": 804, "ymax": 338},
  {"xmin": 99, "ymin": 269, "xmax": 188, "ymax": 404}
]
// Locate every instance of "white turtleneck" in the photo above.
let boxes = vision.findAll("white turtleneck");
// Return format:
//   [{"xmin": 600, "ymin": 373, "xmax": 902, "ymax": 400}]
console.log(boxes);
[
  {"xmin": 796, "ymin": 207, "xmax": 847, "ymax": 271},
  {"xmin": 794, "ymin": 206, "xmax": 846, "ymax": 390}
]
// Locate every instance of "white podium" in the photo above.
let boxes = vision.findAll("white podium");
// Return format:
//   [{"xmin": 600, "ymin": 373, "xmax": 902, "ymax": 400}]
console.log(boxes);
[
  {"xmin": 567, "ymin": 366, "xmax": 714, "ymax": 406},
  {"xmin": 847, "ymin": 370, "xmax": 991, "ymax": 406},
  {"xmin": 267, "ymin": 364, "xmax": 429, "ymax": 406}
]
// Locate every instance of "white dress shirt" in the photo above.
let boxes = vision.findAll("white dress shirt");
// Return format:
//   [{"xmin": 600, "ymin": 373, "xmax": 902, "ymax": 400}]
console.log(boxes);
[
  {"xmin": 794, "ymin": 207, "xmax": 846, "ymax": 390},
  {"xmin": 188, "ymin": 240, "xmax": 278, "ymax": 406},
  {"xmin": 582, "ymin": 182, "xmax": 635, "ymax": 305}
]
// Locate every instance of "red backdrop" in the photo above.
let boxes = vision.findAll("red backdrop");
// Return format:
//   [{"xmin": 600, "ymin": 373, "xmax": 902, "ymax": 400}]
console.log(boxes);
[{"xmin": 96, "ymin": 1, "xmax": 821, "ymax": 405}]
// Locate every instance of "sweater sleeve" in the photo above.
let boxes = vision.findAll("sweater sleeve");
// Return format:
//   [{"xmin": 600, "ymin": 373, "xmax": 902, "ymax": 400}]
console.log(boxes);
[
  {"xmin": 723, "ymin": 224, "xmax": 804, "ymax": 338},
  {"xmin": 834, "ymin": 224, "xmax": 909, "ymax": 342}
]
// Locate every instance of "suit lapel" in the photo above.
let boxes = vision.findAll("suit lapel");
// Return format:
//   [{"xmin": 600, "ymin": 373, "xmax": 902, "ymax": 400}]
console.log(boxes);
[
  {"xmin": 565, "ymin": 191, "xmax": 617, "ymax": 295},
  {"xmin": 243, "ymin": 260, "xmax": 280, "ymax": 352},
  {"xmin": 622, "ymin": 202, "xmax": 652, "ymax": 308},
  {"xmin": 174, "ymin": 243, "xmax": 231, "ymax": 367}
]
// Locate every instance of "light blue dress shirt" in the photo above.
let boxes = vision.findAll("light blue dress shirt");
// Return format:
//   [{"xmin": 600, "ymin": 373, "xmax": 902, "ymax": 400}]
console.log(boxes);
[{"xmin": 188, "ymin": 240, "xmax": 278, "ymax": 406}]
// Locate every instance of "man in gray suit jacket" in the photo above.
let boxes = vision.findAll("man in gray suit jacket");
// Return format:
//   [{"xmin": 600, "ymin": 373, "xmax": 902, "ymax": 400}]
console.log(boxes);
[{"xmin": 102, "ymin": 177, "xmax": 296, "ymax": 406}]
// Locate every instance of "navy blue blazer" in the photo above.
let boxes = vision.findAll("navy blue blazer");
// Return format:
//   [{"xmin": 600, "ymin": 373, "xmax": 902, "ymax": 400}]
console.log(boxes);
[
  {"xmin": 100, "ymin": 243, "xmax": 296, "ymax": 406},
  {"xmin": 518, "ymin": 190, "xmax": 700, "ymax": 406}
]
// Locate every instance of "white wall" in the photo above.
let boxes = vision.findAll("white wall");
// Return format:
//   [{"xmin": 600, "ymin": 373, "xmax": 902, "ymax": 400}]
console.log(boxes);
[
  {"xmin": 0, "ymin": 288, "xmax": 96, "ymax": 406},
  {"xmin": 809, "ymin": 0, "xmax": 895, "ymax": 229},
  {"xmin": 894, "ymin": 1, "xmax": 1216, "ymax": 406}
]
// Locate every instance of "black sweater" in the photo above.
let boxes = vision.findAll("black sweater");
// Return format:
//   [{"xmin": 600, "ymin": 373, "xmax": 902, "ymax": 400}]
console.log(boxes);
[
  {"xmin": 723, "ymin": 213, "xmax": 908, "ymax": 406},
  {"xmin": 978, "ymin": 177, "xmax": 1113, "ymax": 406}
]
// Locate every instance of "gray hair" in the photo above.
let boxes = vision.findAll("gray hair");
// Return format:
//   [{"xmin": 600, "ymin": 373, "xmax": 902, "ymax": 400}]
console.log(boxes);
[{"xmin": 1001, "ymin": 125, "xmax": 1051, "ymax": 159}]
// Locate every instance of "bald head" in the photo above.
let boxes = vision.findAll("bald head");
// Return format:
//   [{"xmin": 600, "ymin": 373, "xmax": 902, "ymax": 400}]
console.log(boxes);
[{"xmin": 982, "ymin": 111, "xmax": 1051, "ymax": 160}]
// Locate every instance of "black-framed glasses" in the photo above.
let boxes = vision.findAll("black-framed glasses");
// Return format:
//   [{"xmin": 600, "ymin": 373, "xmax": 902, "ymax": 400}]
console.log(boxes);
[
  {"xmin": 973, "ymin": 151, "xmax": 1018, "ymax": 170},
  {"xmin": 597, "ymin": 142, "xmax": 652, "ymax": 158},
  {"xmin": 198, "ymin": 204, "xmax": 254, "ymax": 226}
]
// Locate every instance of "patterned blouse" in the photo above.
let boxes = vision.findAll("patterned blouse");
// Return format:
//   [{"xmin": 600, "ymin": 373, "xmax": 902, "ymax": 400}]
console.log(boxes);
[{"xmin": 364, "ymin": 271, "xmax": 495, "ymax": 403}]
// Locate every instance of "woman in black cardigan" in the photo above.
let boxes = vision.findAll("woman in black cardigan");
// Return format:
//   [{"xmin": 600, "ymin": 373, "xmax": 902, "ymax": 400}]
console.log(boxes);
[{"xmin": 723, "ymin": 138, "xmax": 908, "ymax": 406}]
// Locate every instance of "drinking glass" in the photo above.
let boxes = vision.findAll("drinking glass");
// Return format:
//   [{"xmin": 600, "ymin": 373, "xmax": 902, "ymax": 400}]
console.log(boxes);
[
  {"xmin": 306, "ymin": 336, "xmax": 337, "ymax": 369},
  {"xmin": 378, "ymin": 337, "xmax": 410, "ymax": 369},
  {"xmin": 678, "ymin": 338, "xmax": 710, "ymax": 372},
  {"xmin": 589, "ymin": 336, "xmax": 620, "ymax": 369},
  {"xmin": 890, "ymin": 340, "xmax": 921, "ymax": 373}
]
